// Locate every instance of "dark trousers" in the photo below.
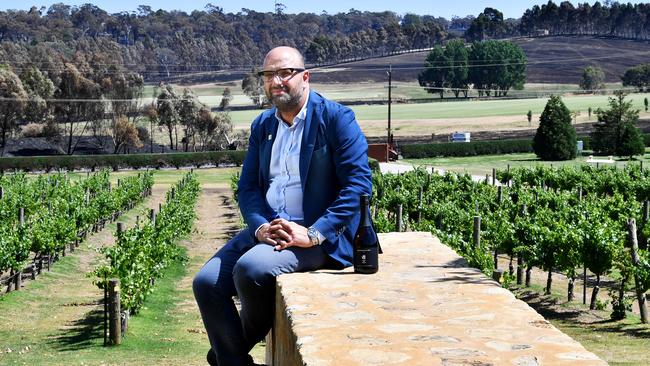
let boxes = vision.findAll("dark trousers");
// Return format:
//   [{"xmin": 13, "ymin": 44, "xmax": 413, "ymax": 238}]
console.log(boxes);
[{"xmin": 193, "ymin": 228, "xmax": 329, "ymax": 366}]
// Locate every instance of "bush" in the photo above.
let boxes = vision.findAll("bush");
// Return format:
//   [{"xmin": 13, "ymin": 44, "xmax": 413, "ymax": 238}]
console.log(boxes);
[
  {"xmin": 368, "ymin": 157, "xmax": 380, "ymax": 172},
  {"xmin": 21, "ymin": 123, "xmax": 44, "ymax": 137},
  {"xmin": 400, "ymin": 139, "xmax": 533, "ymax": 159},
  {"xmin": 0, "ymin": 151, "xmax": 247, "ymax": 172},
  {"xmin": 533, "ymin": 95, "xmax": 577, "ymax": 160}
]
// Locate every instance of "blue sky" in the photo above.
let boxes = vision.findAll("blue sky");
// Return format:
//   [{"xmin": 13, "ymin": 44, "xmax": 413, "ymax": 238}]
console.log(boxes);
[{"xmin": 1, "ymin": 1, "xmax": 619, "ymax": 19}]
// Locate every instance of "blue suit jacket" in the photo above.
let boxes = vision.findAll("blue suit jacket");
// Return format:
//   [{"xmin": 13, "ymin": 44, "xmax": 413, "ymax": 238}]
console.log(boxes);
[{"xmin": 237, "ymin": 90, "xmax": 372, "ymax": 268}]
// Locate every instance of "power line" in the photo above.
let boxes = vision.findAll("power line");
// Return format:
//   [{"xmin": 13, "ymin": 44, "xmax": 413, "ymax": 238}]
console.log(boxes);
[{"xmin": 2, "ymin": 46, "xmax": 650, "ymax": 74}]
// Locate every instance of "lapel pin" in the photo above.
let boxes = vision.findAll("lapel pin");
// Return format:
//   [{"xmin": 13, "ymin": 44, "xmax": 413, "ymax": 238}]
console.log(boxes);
[{"xmin": 268, "ymin": 134, "xmax": 272, "ymax": 140}]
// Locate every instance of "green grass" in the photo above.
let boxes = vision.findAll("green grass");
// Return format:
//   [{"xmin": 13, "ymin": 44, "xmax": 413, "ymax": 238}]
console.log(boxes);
[
  {"xmin": 225, "ymin": 90, "xmax": 650, "ymax": 132},
  {"xmin": 553, "ymin": 317, "xmax": 650, "ymax": 365},
  {"xmin": 403, "ymin": 151, "xmax": 650, "ymax": 176}
]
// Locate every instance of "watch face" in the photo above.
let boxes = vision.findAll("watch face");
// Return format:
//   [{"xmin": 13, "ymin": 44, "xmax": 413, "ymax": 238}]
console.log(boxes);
[{"xmin": 308, "ymin": 227, "xmax": 318, "ymax": 244}]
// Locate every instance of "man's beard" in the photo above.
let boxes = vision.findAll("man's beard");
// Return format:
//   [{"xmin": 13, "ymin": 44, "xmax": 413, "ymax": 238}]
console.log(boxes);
[{"xmin": 268, "ymin": 86, "xmax": 303, "ymax": 111}]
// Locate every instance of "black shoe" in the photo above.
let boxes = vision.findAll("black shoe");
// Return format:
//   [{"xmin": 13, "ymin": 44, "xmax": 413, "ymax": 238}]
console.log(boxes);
[{"xmin": 206, "ymin": 349, "xmax": 218, "ymax": 366}]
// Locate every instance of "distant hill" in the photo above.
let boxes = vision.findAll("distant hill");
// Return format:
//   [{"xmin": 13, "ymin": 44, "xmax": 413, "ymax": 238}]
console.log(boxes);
[{"xmin": 309, "ymin": 36, "xmax": 650, "ymax": 85}]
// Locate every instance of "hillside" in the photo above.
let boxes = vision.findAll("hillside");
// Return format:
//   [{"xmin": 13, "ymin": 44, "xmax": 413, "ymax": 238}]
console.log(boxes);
[{"xmin": 309, "ymin": 36, "xmax": 650, "ymax": 84}]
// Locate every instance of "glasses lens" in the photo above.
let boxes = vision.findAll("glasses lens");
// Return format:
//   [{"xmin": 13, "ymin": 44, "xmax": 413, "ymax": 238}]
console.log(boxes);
[{"xmin": 277, "ymin": 69, "xmax": 294, "ymax": 79}]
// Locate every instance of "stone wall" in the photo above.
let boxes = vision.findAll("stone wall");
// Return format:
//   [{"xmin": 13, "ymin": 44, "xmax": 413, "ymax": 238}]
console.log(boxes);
[{"xmin": 266, "ymin": 232, "xmax": 607, "ymax": 366}]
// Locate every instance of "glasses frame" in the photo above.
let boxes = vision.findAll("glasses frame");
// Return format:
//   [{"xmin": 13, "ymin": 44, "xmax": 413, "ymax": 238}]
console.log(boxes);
[{"xmin": 257, "ymin": 67, "xmax": 306, "ymax": 82}]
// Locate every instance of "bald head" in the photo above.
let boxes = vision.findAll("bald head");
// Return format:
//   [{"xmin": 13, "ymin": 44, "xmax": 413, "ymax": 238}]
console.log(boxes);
[{"xmin": 263, "ymin": 46, "xmax": 305, "ymax": 70}]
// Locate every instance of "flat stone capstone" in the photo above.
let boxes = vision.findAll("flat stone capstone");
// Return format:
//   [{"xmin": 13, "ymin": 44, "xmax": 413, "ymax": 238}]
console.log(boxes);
[{"xmin": 266, "ymin": 232, "xmax": 607, "ymax": 366}]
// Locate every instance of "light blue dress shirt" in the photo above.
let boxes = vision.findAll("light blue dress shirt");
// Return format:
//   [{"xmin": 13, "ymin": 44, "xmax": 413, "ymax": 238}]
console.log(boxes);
[{"xmin": 265, "ymin": 94, "xmax": 309, "ymax": 222}]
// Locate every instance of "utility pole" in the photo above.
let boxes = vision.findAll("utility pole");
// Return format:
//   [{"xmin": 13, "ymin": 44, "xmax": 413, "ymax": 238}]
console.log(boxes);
[{"xmin": 387, "ymin": 64, "xmax": 392, "ymax": 146}]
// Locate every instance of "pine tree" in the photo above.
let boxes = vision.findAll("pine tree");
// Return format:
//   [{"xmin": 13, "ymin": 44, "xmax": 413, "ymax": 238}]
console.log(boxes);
[
  {"xmin": 591, "ymin": 91, "xmax": 645, "ymax": 157},
  {"xmin": 533, "ymin": 95, "xmax": 577, "ymax": 161}
]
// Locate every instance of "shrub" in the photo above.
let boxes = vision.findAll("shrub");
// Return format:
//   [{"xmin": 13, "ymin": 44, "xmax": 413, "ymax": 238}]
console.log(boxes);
[
  {"xmin": 0, "ymin": 151, "xmax": 246, "ymax": 172},
  {"xmin": 21, "ymin": 123, "xmax": 44, "ymax": 137},
  {"xmin": 533, "ymin": 95, "xmax": 577, "ymax": 160},
  {"xmin": 400, "ymin": 139, "xmax": 533, "ymax": 159}
]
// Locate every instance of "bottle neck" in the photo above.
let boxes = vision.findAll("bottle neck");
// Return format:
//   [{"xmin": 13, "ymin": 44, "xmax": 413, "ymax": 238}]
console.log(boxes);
[{"xmin": 360, "ymin": 195, "xmax": 371, "ymax": 226}]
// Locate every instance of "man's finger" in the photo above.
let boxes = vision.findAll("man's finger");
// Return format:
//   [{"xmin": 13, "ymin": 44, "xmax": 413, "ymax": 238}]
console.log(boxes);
[{"xmin": 274, "ymin": 239, "xmax": 291, "ymax": 251}]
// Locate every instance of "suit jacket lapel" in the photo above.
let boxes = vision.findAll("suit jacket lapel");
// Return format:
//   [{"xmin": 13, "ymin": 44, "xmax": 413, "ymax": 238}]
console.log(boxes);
[
  {"xmin": 300, "ymin": 91, "xmax": 321, "ymax": 192},
  {"xmin": 261, "ymin": 111, "xmax": 279, "ymax": 186}
]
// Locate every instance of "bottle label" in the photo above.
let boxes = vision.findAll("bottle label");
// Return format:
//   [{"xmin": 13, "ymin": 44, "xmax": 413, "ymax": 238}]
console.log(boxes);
[{"xmin": 354, "ymin": 247, "xmax": 378, "ymax": 272}]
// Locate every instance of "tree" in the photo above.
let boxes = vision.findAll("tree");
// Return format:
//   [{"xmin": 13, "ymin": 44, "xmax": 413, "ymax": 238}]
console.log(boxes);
[
  {"xmin": 0, "ymin": 67, "xmax": 28, "ymax": 156},
  {"xmin": 533, "ymin": 95, "xmax": 577, "ymax": 160},
  {"xmin": 112, "ymin": 116, "xmax": 142, "ymax": 153},
  {"xmin": 444, "ymin": 40, "xmax": 469, "ymax": 98},
  {"xmin": 53, "ymin": 63, "xmax": 104, "ymax": 154},
  {"xmin": 468, "ymin": 40, "xmax": 526, "ymax": 97},
  {"xmin": 241, "ymin": 69, "xmax": 265, "ymax": 107},
  {"xmin": 527, "ymin": 110, "xmax": 532, "ymax": 125},
  {"xmin": 219, "ymin": 87, "xmax": 233, "ymax": 110},
  {"xmin": 19, "ymin": 66, "xmax": 54, "ymax": 124},
  {"xmin": 178, "ymin": 88, "xmax": 202, "ymax": 151},
  {"xmin": 617, "ymin": 118, "xmax": 645, "ymax": 158},
  {"xmin": 579, "ymin": 66, "xmax": 605, "ymax": 93},
  {"xmin": 418, "ymin": 46, "xmax": 446, "ymax": 98},
  {"xmin": 155, "ymin": 84, "xmax": 179, "ymax": 150},
  {"xmin": 621, "ymin": 63, "xmax": 650, "ymax": 91},
  {"xmin": 465, "ymin": 7, "xmax": 506, "ymax": 42},
  {"xmin": 645, "ymin": 97, "xmax": 648, "ymax": 112},
  {"xmin": 591, "ymin": 91, "xmax": 644, "ymax": 157}
]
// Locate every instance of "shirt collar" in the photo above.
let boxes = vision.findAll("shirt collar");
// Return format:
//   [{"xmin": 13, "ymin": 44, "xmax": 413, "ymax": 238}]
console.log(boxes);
[{"xmin": 274, "ymin": 92, "xmax": 310, "ymax": 128}]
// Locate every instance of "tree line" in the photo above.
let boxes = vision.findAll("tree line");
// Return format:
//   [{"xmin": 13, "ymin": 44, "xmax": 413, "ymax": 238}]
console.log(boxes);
[
  {"xmin": 0, "ymin": 2, "xmax": 648, "ymax": 83},
  {"xmin": 0, "ymin": 58, "xmax": 235, "ymax": 156},
  {"xmin": 0, "ymin": 4, "xmax": 450, "ymax": 79}
]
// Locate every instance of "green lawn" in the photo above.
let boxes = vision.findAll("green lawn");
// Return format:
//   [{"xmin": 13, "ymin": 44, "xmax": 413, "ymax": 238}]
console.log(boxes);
[
  {"xmin": 225, "ymin": 91, "xmax": 650, "ymax": 132},
  {"xmin": 403, "ymin": 151, "xmax": 650, "ymax": 177}
]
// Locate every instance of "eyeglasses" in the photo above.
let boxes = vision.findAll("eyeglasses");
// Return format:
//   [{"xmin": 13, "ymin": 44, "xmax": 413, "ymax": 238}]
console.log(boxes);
[{"xmin": 257, "ymin": 68, "xmax": 305, "ymax": 81}]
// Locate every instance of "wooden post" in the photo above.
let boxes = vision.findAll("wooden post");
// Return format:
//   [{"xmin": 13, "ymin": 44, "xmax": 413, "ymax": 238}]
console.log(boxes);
[
  {"xmin": 473, "ymin": 216, "xmax": 481, "ymax": 248},
  {"xmin": 497, "ymin": 186, "xmax": 502, "ymax": 203},
  {"xmin": 108, "ymin": 279, "xmax": 122, "ymax": 345},
  {"xmin": 492, "ymin": 168, "xmax": 496, "ymax": 186},
  {"xmin": 492, "ymin": 269, "xmax": 504, "ymax": 284},
  {"xmin": 485, "ymin": 174, "xmax": 489, "ymax": 184},
  {"xmin": 13, "ymin": 268, "xmax": 21, "ymax": 291},
  {"xmin": 578, "ymin": 186, "xmax": 582, "ymax": 201},
  {"xmin": 644, "ymin": 201, "xmax": 650, "ymax": 223},
  {"xmin": 417, "ymin": 187, "xmax": 423, "ymax": 225},
  {"xmin": 516, "ymin": 256, "xmax": 523, "ymax": 285},
  {"xmin": 150, "ymin": 209, "xmax": 156, "ymax": 225},
  {"xmin": 171, "ymin": 187, "xmax": 175, "ymax": 199},
  {"xmin": 584, "ymin": 211, "xmax": 589, "ymax": 305},
  {"xmin": 641, "ymin": 160, "xmax": 644, "ymax": 171},
  {"xmin": 0, "ymin": 186, "xmax": 3, "ymax": 199},
  {"xmin": 6, "ymin": 270, "xmax": 14, "ymax": 293},
  {"xmin": 628, "ymin": 218, "xmax": 649, "ymax": 323},
  {"xmin": 396, "ymin": 204, "xmax": 403, "ymax": 232},
  {"xmin": 104, "ymin": 285, "xmax": 108, "ymax": 346},
  {"xmin": 30, "ymin": 264, "xmax": 36, "ymax": 280},
  {"xmin": 14, "ymin": 207, "xmax": 25, "ymax": 291}
]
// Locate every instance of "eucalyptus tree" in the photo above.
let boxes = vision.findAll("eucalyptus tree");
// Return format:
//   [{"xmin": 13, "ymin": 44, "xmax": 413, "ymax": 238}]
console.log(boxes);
[{"xmin": 0, "ymin": 67, "xmax": 28, "ymax": 155}]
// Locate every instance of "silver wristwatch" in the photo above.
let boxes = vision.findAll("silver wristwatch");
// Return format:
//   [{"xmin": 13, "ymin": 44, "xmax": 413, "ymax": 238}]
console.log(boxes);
[{"xmin": 307, "ymin": 227, "xmax": 321, "ymax": 246}]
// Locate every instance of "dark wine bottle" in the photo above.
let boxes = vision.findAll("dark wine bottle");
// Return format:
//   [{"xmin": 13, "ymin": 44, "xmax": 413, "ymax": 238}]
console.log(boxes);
[{"xmin": 353, "ymin": 194, "xmax": 378, "ymax": 274}]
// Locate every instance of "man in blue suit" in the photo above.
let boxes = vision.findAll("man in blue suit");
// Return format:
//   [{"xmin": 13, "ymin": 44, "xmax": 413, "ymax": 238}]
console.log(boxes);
[{"xmin": 193, "ymin": 46, "xmax": 372, "ymax": 366}]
